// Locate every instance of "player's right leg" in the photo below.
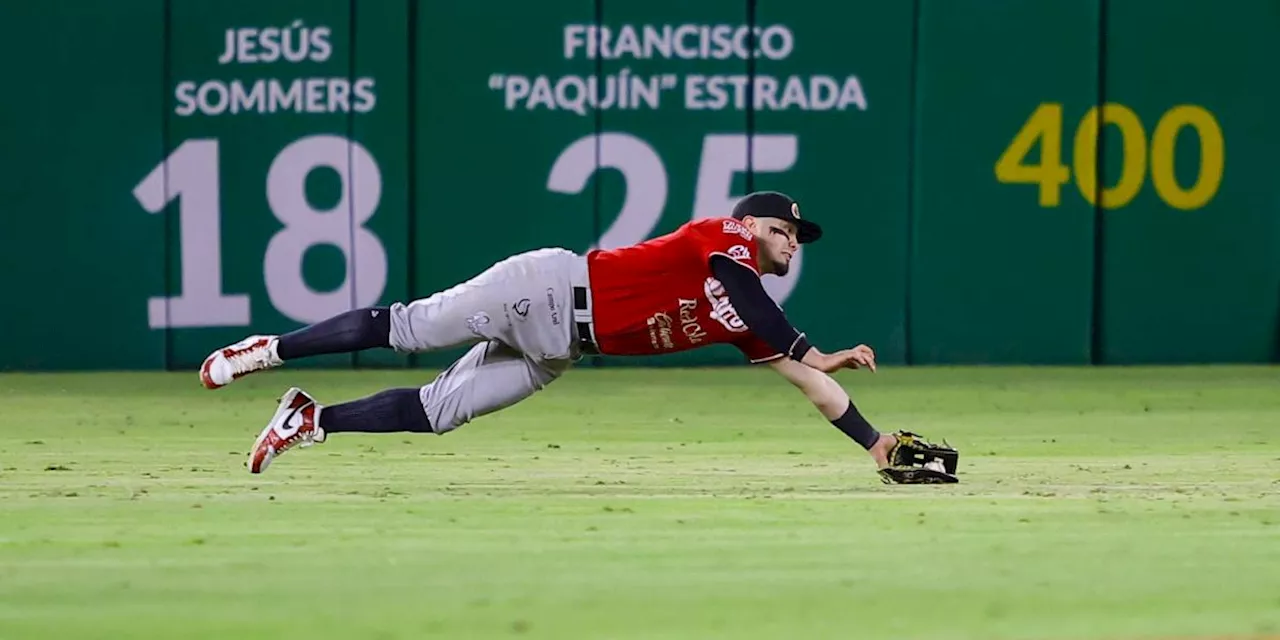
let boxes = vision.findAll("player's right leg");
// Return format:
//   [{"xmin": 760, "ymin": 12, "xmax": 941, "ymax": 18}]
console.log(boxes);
[{"xmin": 199, "ymin": 306, "xmax": 393, "ymax": 389}]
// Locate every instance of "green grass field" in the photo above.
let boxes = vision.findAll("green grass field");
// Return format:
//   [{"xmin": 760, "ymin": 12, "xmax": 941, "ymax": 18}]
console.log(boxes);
[{"xmin": 1, "ymin": 365, "xmax": 1277, "ymax": 640}]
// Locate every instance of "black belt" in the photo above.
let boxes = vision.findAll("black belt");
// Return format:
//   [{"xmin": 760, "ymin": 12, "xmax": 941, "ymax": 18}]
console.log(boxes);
[{"xmin": 573, "ymin": 285, "xmax": 600, "ymax": 355}]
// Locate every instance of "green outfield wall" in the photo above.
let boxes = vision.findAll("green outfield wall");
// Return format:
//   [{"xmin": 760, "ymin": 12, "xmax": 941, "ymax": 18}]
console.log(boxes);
[{"xmin": 2, "ymin": 0, "xmax": 1277, "ymax": 371}]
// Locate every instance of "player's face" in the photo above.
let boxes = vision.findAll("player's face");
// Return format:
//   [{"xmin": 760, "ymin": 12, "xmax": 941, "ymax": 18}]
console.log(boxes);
[{"xmin": 751, "ymin": 218, "xmax": 799, "ymax": 276}]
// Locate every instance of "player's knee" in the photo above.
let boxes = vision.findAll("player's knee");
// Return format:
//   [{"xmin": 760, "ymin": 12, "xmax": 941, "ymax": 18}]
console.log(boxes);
[
  {"xmin": 418, "ymin": 386, "xmax": 478, "ymax": 436},
  {"xmin": 432, "ymin": 414, "xmax": 470, "ymax": 435},
  {"xmin": 386, "ymin": 301, "xmax": 417, "ymax": 352},
  {"xmin": 422, "ymin": 401, "xmax": 477, "ymax": 435}
]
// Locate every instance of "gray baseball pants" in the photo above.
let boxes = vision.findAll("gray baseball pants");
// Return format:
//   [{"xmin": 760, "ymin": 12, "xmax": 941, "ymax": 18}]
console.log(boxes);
[{"xmin": 385, "ymin": 248, "xmax": 594, "ymax": 434}]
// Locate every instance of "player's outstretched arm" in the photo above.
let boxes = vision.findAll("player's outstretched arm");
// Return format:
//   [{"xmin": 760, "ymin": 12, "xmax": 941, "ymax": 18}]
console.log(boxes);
[{"xmin": 767, "ymin": 357, "xmax": 895, "ymax": 466}]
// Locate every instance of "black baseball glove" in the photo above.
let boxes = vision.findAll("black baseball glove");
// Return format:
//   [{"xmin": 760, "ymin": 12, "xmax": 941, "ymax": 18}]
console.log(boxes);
[{"xmin": 877, "ymin": 430, "xmax": 960, "ymax": 484}]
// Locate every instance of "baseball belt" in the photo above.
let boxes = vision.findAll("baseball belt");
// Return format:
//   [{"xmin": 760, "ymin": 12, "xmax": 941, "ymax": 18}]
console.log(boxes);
[{"xmin": 573, "ymin": 286, "xmax": 601, "ymax": 355}]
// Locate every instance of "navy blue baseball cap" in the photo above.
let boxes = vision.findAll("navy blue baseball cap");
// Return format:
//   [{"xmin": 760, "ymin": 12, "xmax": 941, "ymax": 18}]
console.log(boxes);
[{"xmin": 731, "ymin": 191, "xmax": 822, "ymax": 244}]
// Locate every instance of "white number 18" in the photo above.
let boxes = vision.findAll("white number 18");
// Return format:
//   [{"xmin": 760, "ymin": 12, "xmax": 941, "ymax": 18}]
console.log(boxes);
[{"xmin": 133, "ymin": 135, "xmax": 387, "ymax": 329}]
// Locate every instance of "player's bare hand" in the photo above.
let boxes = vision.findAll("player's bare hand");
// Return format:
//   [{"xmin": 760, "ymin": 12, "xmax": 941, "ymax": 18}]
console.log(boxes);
[
  {"xmin": 811, "ymin": 345, "xmax": 877, "ymax": 373},
  {"xmin": 846, "ymin": 344, "xmax": 876, "ymax": 371}
]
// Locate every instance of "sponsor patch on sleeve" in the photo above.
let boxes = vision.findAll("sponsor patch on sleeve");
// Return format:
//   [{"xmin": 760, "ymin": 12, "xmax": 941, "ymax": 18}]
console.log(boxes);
[{"xmin": 722, "ymin": 220, "xmax": 754, "ymax": 240}]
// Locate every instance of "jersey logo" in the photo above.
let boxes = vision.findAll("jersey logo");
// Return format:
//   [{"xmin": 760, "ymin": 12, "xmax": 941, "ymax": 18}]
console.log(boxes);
[
  {"xmin": 648, "ymin": 301, "xmax": 708, "ymax": 349},
  {"xmin": 647, "ymin": 312, "xmax": 676, "ymax": 350},
  {"xmin": 704, "ymin": 278, "xmax": 748, "ymax": 333},
  {"xmin": 677, "ymin": 298, "xmax": 708, "ymax": 344},
  {"xmin": 722, "ymin": 220, "xmax": 754, "ymax": 241},
  {"xmin": 466, "ymin": 312, "xmax": 491, "ymax": 335},
  {"xmin": 727, "ymin": 244, "xmax": 751, "ymax": 261}
]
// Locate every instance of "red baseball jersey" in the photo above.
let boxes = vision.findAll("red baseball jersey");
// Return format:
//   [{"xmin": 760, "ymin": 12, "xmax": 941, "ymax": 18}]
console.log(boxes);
[{"xmin": 584, "ymin": 217, "xmax": 783, "ymax": 363}]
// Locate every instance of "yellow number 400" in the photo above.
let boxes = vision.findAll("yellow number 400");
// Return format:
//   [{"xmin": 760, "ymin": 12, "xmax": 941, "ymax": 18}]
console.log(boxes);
[{"xmin": 995, "ymin": 102, "xmax": 1225, "ymax": 210}]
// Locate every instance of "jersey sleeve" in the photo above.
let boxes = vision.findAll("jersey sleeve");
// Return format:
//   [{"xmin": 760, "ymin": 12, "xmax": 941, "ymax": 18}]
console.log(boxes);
[
  {"xmin": 733, "ymin": 333, "xmax": 784, "ymax": 364},
  {"xmin": 693, "ymin": 218, "xmax": 761, "ymax": 275}
]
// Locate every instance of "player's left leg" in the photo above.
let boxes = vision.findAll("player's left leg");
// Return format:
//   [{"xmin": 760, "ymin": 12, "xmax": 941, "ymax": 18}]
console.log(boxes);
[
  {"xmin": 246, "ymin": 339, "xmax": 571, "ymax": 473},
  {"xmin": 201, "ymin": 247, "xmax": 583, "ymax": 390}
]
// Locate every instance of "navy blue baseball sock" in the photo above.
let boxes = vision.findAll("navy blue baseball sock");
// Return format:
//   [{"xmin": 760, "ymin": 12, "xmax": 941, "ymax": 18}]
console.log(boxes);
[
  {"xmin": 276, "ymin": 307, "xmax": 392, "ymax": 360},
  {"xmin": 319, "ymin": 388, "xmax": 433, "ymax": 434},
  {"xmin": 831, "ymin": 401, "xmax": 881, "ymax": 450}
]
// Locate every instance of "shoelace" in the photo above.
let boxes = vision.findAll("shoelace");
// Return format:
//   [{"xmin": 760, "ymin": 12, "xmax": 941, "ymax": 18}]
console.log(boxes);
[
  {"xmin": 275, "ymin": 411, "xmax": 322, "ymax": 452},
  {"xmin": 226, "ymin": 345, "xmax": 274, "ymax": 376},
  {"xmin": 278, "ymin": 430, "xmax": 316, "ymax": 452}
]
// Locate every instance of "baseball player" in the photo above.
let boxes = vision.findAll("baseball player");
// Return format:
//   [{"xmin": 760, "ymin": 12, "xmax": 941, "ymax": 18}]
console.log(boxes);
[{"xmin": 201, "ymin": 191, "xmax": 959, "ymax": 484}]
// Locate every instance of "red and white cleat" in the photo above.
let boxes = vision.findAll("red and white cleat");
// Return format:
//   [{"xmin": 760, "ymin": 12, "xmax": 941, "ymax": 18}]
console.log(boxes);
[
  {"xmin": 200, "ymin": 335, "xmax": 283, "ymax": 390},
  {"xmin": 247, "ymin": 387, "xmax": 326, "ymax": 474}
]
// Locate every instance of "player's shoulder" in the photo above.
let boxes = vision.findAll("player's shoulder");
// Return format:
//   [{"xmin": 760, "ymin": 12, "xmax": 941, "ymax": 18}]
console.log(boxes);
[{"xmin": 680, "ymin": 216, "xmax": 756, "ymax": 241}]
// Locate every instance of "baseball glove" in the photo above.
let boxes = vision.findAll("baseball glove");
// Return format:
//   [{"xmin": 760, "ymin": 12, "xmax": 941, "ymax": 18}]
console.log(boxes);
[{"xmin": 877, "ymin": 430, "xmax": 960, "ymax": 485}]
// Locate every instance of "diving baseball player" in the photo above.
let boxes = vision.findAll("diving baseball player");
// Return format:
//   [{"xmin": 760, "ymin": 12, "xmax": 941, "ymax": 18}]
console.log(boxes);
[{"xmin": 201, "ymin": 191, "xmax": 959, "ymax": 484}]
